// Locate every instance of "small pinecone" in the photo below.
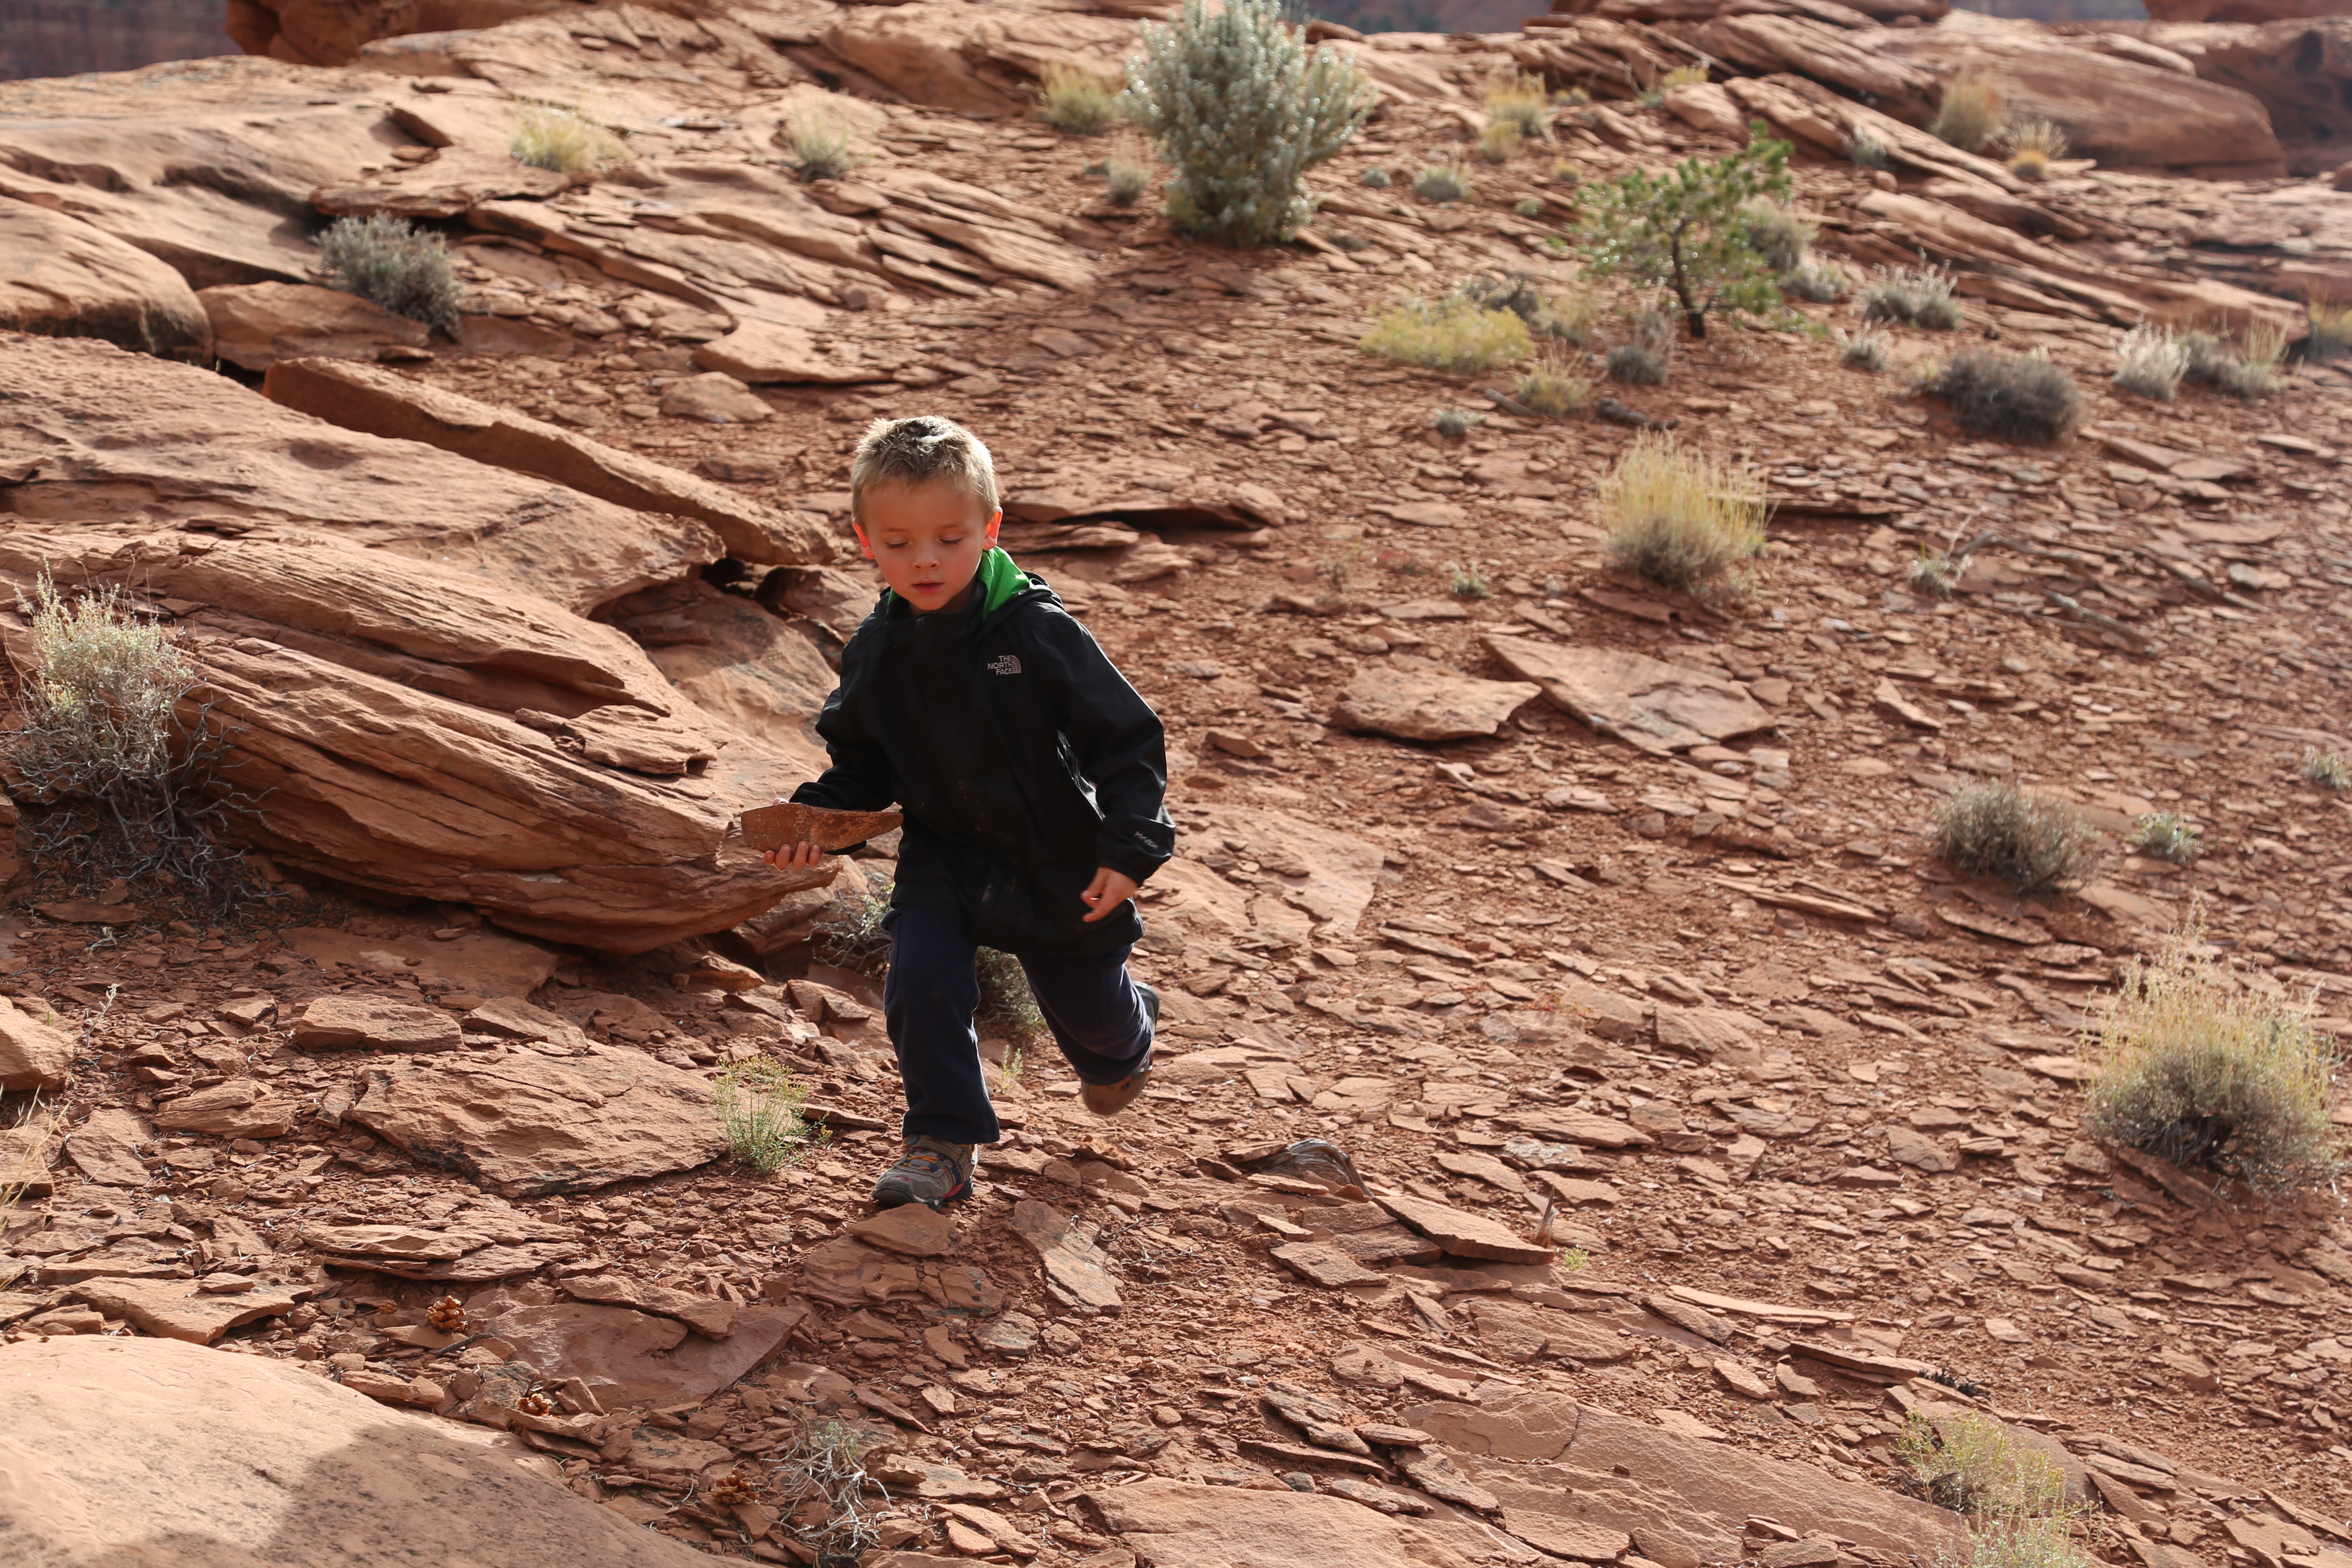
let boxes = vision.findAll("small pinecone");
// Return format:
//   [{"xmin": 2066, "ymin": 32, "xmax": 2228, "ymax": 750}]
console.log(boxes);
[
  {"xmin": 426, "ymin": 1295, "xmax": 468, "ymax": 1333},
  {"xmin": 710, "ymin": 1470, "xmax": 759, "ymax": 1506}
]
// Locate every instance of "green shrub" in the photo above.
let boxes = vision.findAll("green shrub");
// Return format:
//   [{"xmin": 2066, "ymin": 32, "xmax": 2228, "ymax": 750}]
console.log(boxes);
[
  {"xmin": 1930, "ymin": 68, "xmax": 2006, "ymax": 153},
  {"xmin": 2304, "ymin": 747, "xmax": 2349, "ymax": 790},
  {"xmin": 784, "ymin": 111, "xmax": 870, "ymax": 183},
  {"xmin": 1598, "ymin": 435, "xmax": 1767, "ymax": 595},
  {"xmin": 2130, "ymin": 811, "xmax": 2201, "ymax": 863},
  {"xmin": 2178, "ymin": 328, "xmax": 2278, "ymax": 399},
  {"xmin": 1361, "ymin": 166, "xmax": 1392, "ymax": 188},
  {"xmin": 1034, "ymin": 62, "xmax": 1122, "ymax": 135},
  {"xmin": 1933, "ymin": 780, "xmax": 2096, "ymax": 891},
  {"xmin": 1448, "ymin": 561, "xmax": 1491, "ymax": 598},
  {"xmin": 318, "ymin": 215, "xmax": 461, "ymax": 328},
  {"xmin": 1898, "ymin": 1412, "xmax": 2068, "ymax": 1517},
  {"xmin": 1926, "ymin": 346, "xmax": 2081, "ymax": 442},
  {"xmin": 1607, "ymin": 306, "xmax": 1675, "ymax": 385},
  {"xmin": 2083, "ymin": 917, "xmax": 2345, "ymax": 1197},
  {"xmin": 1121, "ymin": 0, "xmax": 1368, "ymax": 246},
  {"xmin": 1360, "ymin": 293, "xmax": 1533, "ymax": 372},
  {"xmin": 1433, "ymin": 407, "xmax": 1484, "ymax": 438},
  {"xmin": 1780, "ymin": 263, "xmax": 1846, "ymax": 303},
  {"xmin": 6, "ymin": 572, "xmax": 241, "ymax": 898},
  {"xmin": 1847, "ymin": 133, "xmax": 1890, "ymax": 171},
  {"xmin": 714, "ymin": 1059, "xmax": 821, "ymax": 1173},
  {"xmin": 1577, "ymin": 129, "xmax": 1793, "ymax": 339},
  {"xmin": 1862, "ymin": 264, "xmax": 1962, "ymax": 331},
  {"xmin": 1514, "ymin": 196, "xmax": 1543, "ymax": 219},
  {"xmin": 1414, "ymin": 164, "xmax": 1472, "ymax": 203},
  {"xmin": 511, "ymin": 102, "xmax": 630, "ymax": 174},
  {"xmin": 2113, "ymin": 324, "xmax": 2187, "ymax": 401},
  {"xmin": 1517, "ymin": 356, "xmax": 1591, "ymax": 416}
]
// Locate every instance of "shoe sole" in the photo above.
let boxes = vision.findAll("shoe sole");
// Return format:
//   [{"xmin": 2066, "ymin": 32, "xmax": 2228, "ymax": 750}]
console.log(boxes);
[
  {"xmin": 872, "ymin": 1173, "xmax": 973, "ymax": 1211},
  {"xmin": 1082, "ymin": 1066, "xmax": 1152, "ymax": 1118}
]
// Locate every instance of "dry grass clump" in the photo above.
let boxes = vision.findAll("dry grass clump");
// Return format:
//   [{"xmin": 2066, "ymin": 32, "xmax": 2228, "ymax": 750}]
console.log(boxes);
[
  {"xmin": 1841, "ymin": 325, "xmax": 1891, "ymax": 372},
  {"xmin": 511, "ymin": 102, "xmax": 630, "ymax": 174},
  {"xmin": 1477, "ymin": 119, "xmax": 1523, "ymax": 163},
  {"xmin": 2180, "ymin": 322, "xmax": 2287, "ymax": 398},
  {"xmin": 1743, "ymin": 202, "xmax": 1815, "ymax": 275},
  {"xmin": 1360, "ymin": 165, "xmax": 1392, "ymax": 188},
  {"xmin": 7, "ymin": 572, "xmax": 245, "ymax": 900},
  {"xmin": 714, "ymin": 1058, "xmax": 821, "ymax": 1173},
  {"xmin": 2129, "ymin": 811, "xmax": 2202, "ymax": 863},
  {"xmin": 1359, "ymin": 292, "xmax": 1532, "ymax": 373},
  {"xmin": 318, "ymin": 215, "xmax": 461, "ymax": 328},
  {"xmin": 1105, "ymin": 131, "xmax": 1152, "ymax": 206},
  {"xmin": 1598, "ymin": 435, "xmax": 1767, "ymax": 595},
  {"xmin": 1933, "ymin": 780, "xmax": 2097, "ymax": 891},
  {"xmin": 1907, "ymin": 548, "xmax": 1958, "ymax": 597},
  {"xmin": 1930, "ymin": 68, "xmax": 2007, "ymax": 153},
  {"xmin": 2006, "ymin": 117, "xmax": 2068, "ymax": 180},
  {"xmin": 2082, "ymin": 918, "xmax": 2346, "ymax": 1197},
  {"xmin": 1516, "ymin": 354, "xmax": 1592, "ymax": 416},
  {"xmin": 1660, "ymin": 64, "xmax": 1708, "ymax": 89},
  {"xmin": 1607, "ymin": 306, "xmax": 1676, "ymax": 385},
  {"xmin": 1925, "ymin": 346, "xmax": 2082, "ymax": 443},
  {"xmin": 784, "ymin": 110, "xmax": 870, "ymax": 183},
  {"xmin": 1414, "ymin": 163, "xmax": 1473, "ymax": 203},
  {"xmin": 2113, "ymin": 324, "xmax": 2188, "ymax": 402},
  {"xmin": 1862, "ymin": 264, "xmax": 1963, "ymax": 331},
  {"xmin": 1483, "ymin": 72, "xmax": 1550, "ymax": 138},
  {"xmin": 2304, "ymin": 747, "xmax": 2349, "ymax": 790},
  {"xmin": 1033, "ymin": 62, "xmax": 1122, "ymax": 135},
  {"xmin": 0, "ymin": 1094, "xmax": 63, "ymax": 1212},
  {"xmin": 2308, "ymin": 299, "xmax": 2352, "ymax": 361},
  {"xmin": 1847, "ymin": 132, "xmax": 1890, "ymax": 171}
]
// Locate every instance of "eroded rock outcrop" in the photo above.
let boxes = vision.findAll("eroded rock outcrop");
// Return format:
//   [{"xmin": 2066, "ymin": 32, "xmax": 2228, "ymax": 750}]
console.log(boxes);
[
  {"xmin": 0, "ymin": 200, "xmax": 212, "ymax": 361},
  {"xmin": 0, "ymin": 527, "xmax": 829, "ymax": 952}
]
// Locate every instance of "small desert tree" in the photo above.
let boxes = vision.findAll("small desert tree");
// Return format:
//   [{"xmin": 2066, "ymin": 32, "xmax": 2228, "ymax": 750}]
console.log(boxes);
[
  {"xmin": 1577, "ymin": 127, "xmax": 1793, "ymax": 339},
  {"xmin": 1119, "ymin": 0, "xmax": 1369, "ymax": 246}
]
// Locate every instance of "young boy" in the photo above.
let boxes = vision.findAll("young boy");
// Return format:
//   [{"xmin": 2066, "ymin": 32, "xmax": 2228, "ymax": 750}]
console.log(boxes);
[{"xmin": 766, "ymin": 415, "xmax": 1172, "ymax": 1210}]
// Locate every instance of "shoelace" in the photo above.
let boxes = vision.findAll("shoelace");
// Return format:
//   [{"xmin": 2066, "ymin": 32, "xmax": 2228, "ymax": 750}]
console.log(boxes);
[{"xmin": 895, "ymin": 1147, "xmax": 960, "ymax": 1182}]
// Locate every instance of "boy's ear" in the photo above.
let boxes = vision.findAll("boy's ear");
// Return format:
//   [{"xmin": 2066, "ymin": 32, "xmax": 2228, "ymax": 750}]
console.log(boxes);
[
  {"xmin": 983, "ymin": 508, "xmax": 1003, "ymax": 546},
  {"xmin": 851, "ymin": 521, "xmax": 873, "ymax": 559}
]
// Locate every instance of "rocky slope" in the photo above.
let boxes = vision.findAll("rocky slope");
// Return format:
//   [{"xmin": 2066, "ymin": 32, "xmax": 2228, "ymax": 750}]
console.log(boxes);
[{"xmin": 3, "ymin": 1, "xmax": 2352, "ymax": 1565}]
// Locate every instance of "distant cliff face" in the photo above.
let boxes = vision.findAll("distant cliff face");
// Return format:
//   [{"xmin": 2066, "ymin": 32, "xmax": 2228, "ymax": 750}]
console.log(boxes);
[{"xmin": 0, "ymin": 0, "xmax": 238, "ymax": 80}]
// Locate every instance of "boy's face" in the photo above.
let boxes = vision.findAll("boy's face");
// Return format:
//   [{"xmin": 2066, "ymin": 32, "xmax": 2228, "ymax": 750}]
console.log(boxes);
[{"xmin": 853, "ymin": 480, "xmax": 1002, "ymax": 615}]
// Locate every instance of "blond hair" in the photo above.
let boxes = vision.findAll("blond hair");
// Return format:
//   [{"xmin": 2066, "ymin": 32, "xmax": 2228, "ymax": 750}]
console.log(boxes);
[{"xmin": 848, "ymin": 415, "xmax": 999, "ymax": 524}]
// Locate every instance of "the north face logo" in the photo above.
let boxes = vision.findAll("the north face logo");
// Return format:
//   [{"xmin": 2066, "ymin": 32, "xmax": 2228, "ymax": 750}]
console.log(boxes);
[{"xmin": 989, "ymin": 654, "xmax": 1022, "ymax": 675}]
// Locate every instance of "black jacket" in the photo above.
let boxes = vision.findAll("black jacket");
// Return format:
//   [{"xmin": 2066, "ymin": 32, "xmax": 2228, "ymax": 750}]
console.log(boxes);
[{"xmin": 790, "ymin": 571, "xmax": 1173, "ymax": 957}]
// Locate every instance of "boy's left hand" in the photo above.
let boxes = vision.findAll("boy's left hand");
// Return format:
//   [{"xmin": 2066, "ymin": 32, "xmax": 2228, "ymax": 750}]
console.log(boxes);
[{"xmin": 1078, "ymin": 867, "xmax": 1139, "ymax": 922}]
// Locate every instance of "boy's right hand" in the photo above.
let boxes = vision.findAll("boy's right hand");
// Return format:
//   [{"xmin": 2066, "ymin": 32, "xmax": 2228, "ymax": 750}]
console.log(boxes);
[{"xmin": 763, "ymin": 840, "xmax": 826, "ymax": 870}]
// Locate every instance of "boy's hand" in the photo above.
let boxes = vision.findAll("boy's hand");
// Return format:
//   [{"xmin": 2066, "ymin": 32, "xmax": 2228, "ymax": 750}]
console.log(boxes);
[
  {"xmin": 763, "ymin": 840, "xmax": 827, "ymax": 871},
  {"xmin": 1078, "ymin": 867, "xmax": 1139, "ymax": 922}
]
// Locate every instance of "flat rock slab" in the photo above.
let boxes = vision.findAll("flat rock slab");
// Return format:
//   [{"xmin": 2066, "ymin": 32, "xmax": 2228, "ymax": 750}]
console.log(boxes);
[
  {"xmin": 1271, "ymin": 1241, "xmax": 1388, "ymax": 1289},
  {"xmin": 348, "ymin": 1046, "xmax": 726, "ymax": 1197},
  {"xmin": 0, "ymin": 1334, "xmax": 709, "ymax": 1566},
  {"xmin": 201, "ymin": 282, "xmax": 431, "ymax": 372},
  {"xmin": 0, "ymin": 201, "xmax": 211, "ymax": 360},
  {"xmin": 1008, "ymin": 1200, "xmax": 1122, "ymax": 1313},
  {"xmin": 1089, "ymin": 1478, "xmax": 1477, "ymax": 1568},
  {"xmin": 1484, "ymin": 637, "xmax": 1773, "ymax": 755},
  {"xmin": 281, "ymin": 925, "xmax": 562, "ymax": 999},
  {"xmin": 150, "ymin": 1081, "xmax": 295, "ymax": 1140},
  {"xmin": 294, "ymin": 994, "xmax": 465, "ymax": 1053},
  {"xmin": 65, "ymin": 1277, "xmax": 299, "ymax": 1344},
  {"xmin": 1331, "ymin": 667, "xmax": 1540, "ymax": 742},
  {"xmin": 61, "ymin": 1109, "xmax": 152, "ymax": 1189},
  {"xmin": 1405, "ymin": 1388, "xmax": 1969, "ymax": 1559},
  {"xmin": 1375, "ymin": 1193, "xmax": 1556, "ymax": 1267},
  {"xmin": 562, "ymin": 1273, "xmax": 735, "ymax": 1339},
  {"xmin": 483, "ymin": 1299, "xmax": 802, "ymax": 1409},
  {"xmin": 845, "ymin": 1204, "xmax": 959, "ymax": 1258},
  {"xmin": 0, "ymin": 995, "xmax": 74, "ymax": 1093}
]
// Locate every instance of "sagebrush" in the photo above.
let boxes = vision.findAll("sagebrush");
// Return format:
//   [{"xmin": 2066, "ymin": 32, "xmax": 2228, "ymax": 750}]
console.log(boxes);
[
  {"xmin": 1414, "ymin": 164, "xmax": 1472, "ymax": 203},
  {"xmin": 1360, "ymin": 293, "xmax": 1532, "ymax": 372},
  {"xmin": 2130, "ymin": 811, "xmax": 2201, "ymax": 863},
  {"xmin": 1926, "ymin": 346, "xmax": 2082, "ymax": 443},
  {"xmin": 1517, "ymin": 355, "xmax": 1591, "ymax": 416},
  {"xmin": 317, "ymin": 215, "xmax": 461, "ymax": 328},
  {"xmin": 511, "ymin": 102, "xmax": 629, "ymax": 174},
  {"xmin": 1598, "ymin": 435, "xmax": 1767, "ymax": 595},
  {"xmin": 2113, "ymin": 324, "xmax": 2187, "ymax": 402},
  {"xmin": 1743, "ymin": 202, "xmax": 1815, "ymax": 275},
  {"xmin": 1121, "ymin": 0, "xmax": 1367, "ymax": 245},
  {"xmin": 1608, "ymin": 306, "xmax": 1676, "ymax": 384},
  {"xmin": 2083, "ymin": 917, "xmax": 2344, "ymax": 1197},
  {"xmin": 2308, "ymin": 299, "xmax": 2352, "ymax": 361},
  {"xmin": 6, "ymin": 572, "xmax": 246, "ymax": 901},
  {"xmin": 1899, "ymin": 1412, "xmax": 2068, "ymax": 1517},
  {"xmin": 1933, "ymin": 780, "xmax": 2096, "ymax": 891},
  {"xmin": 1841, "ymin": 325, "xmax": 1891, "ymax": 373},
  {"xmin": 1862, "ymin": 264, "xmax": 1962, "ymax": 331},
  {"xmin": 784, "ymin": 111, "xmax": 869, "ymax": 183},
  {"xmin": 2305, "ymin": 747, "xmax": 2349, "ymax": 790}
]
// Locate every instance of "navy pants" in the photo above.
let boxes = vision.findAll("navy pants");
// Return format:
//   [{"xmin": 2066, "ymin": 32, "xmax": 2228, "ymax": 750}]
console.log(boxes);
[{"xmin": 882, "ymin": 906, "xmax": 1154, "ymax": 1146}]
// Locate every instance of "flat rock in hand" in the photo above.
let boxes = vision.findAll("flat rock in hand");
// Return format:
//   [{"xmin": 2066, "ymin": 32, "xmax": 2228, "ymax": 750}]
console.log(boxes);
[{"xmin": 741, "ymin": 801, "xmax": 903, "ymax": 854}]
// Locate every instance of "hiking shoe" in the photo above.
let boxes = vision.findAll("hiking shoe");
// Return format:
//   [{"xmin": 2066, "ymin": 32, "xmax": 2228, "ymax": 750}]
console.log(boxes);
[
  {"xmin": 872, "ymin": 1136, "xmax": 976, "ymax": 1210},
  {"xmin": 1081, "ymin": 983, "xmax": 1158, "ymax": 1118}
]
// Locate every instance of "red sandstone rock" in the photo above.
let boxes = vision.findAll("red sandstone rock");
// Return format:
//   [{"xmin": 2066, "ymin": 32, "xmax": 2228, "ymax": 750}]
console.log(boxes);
[{"xmin": 0, "ymin": 199, "xmax": 211, "ymax": 360}]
